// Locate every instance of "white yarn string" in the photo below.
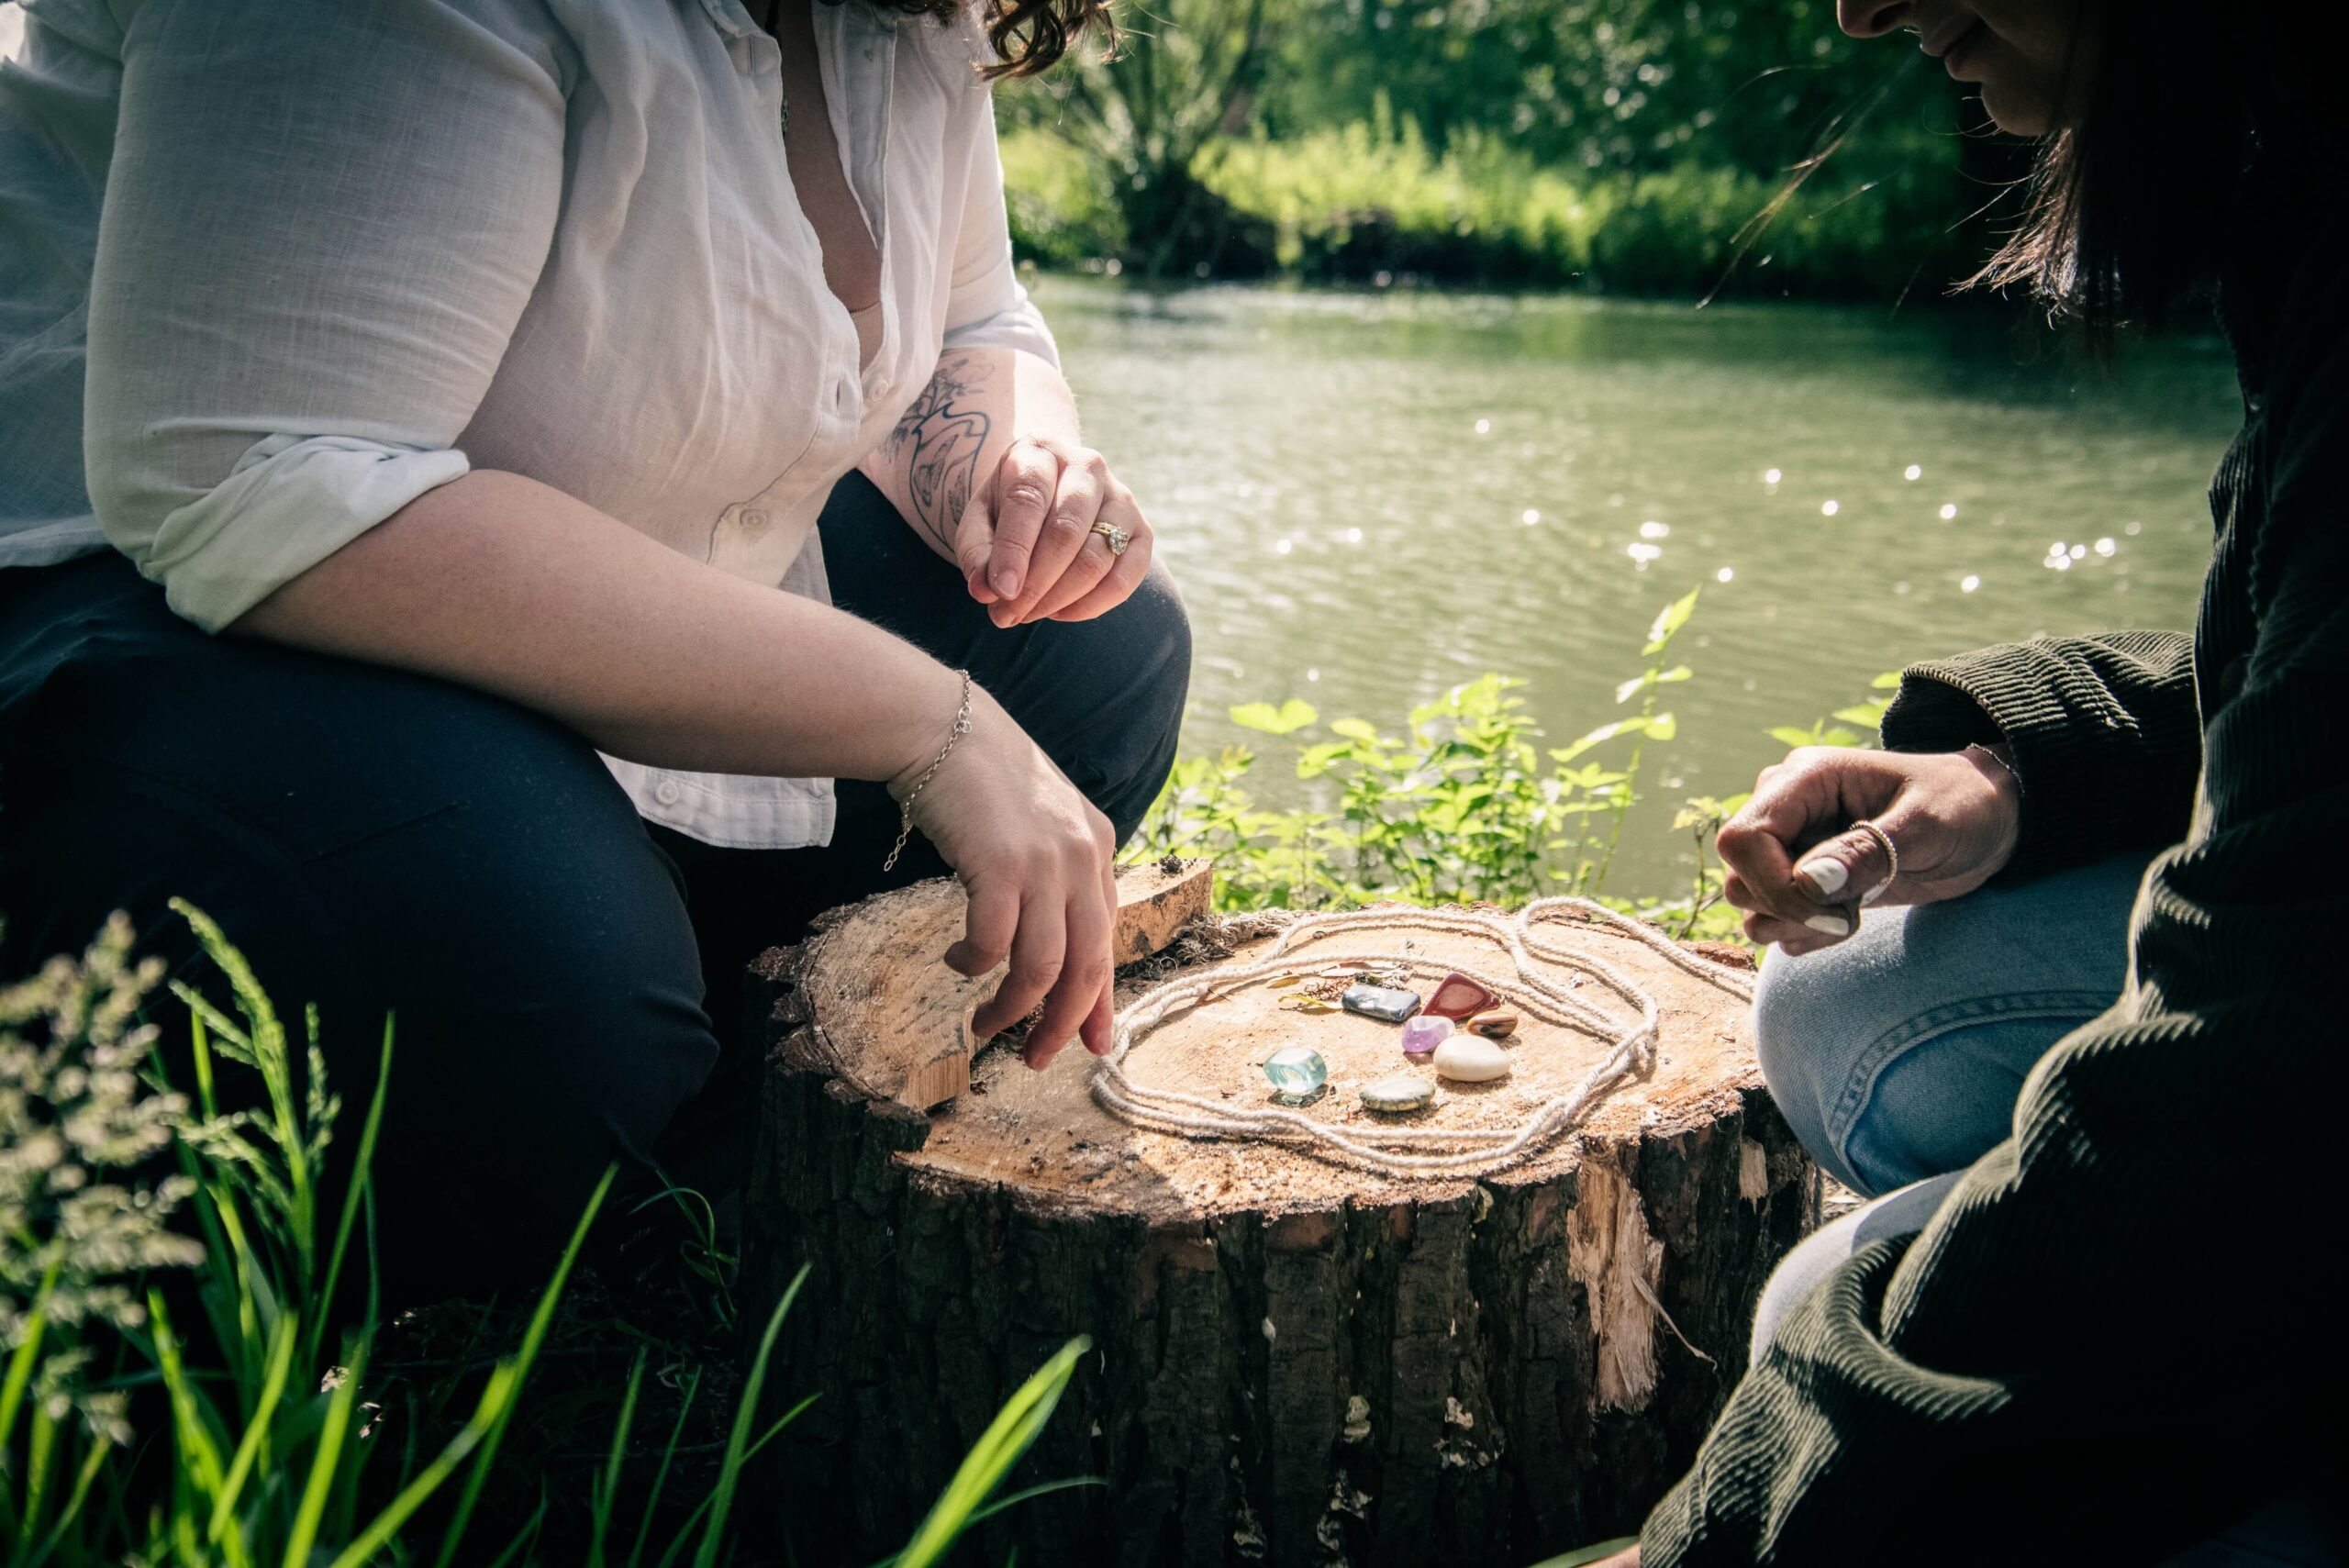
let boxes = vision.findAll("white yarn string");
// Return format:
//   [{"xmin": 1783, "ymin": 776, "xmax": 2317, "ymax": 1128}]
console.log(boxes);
[{"xmin": 1090, "ymin": 897, "xmax": 1753, "ymax": 1178}]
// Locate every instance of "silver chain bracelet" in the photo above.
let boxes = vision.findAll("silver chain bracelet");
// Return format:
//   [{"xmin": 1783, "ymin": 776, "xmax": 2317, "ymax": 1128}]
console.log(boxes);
[{"xmin": 883, "ymin": 669, "xmax": 974, "ymax": 872}]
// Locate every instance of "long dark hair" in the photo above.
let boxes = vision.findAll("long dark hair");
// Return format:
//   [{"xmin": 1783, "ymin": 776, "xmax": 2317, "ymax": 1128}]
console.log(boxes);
[
  {"xmin": 865, "ymin": 0, "xmax": 1114, "ymax": 78},
  {"xmin": 1972, "ymin": 4, "xmax": 2321, "ymax": 342}
]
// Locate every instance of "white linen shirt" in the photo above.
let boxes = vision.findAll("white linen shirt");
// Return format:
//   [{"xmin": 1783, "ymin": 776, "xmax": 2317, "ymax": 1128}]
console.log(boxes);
[{"xmin": 0, "ymin": 0, "xmax": 1057, "ymax": 849}]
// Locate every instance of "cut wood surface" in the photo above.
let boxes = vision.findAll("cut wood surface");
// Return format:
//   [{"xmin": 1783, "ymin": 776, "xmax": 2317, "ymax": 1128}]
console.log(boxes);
[
  {"xmin": 744, "ymin": 876, "xmax": 1817, "ymax": 1566},
  {"xmin": 780, "ymin": 856, "xmax": 1212, "ymax": 1111}
]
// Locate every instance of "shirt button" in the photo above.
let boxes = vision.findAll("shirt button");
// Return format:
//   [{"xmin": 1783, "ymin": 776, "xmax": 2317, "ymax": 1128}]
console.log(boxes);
[
  {"xmin": 863, "ymin": 371, "xmax": 894, "ymax": 402},
  {"xmin": 654, "ymin": 778, "xmax": 683, "ymax": 806}
]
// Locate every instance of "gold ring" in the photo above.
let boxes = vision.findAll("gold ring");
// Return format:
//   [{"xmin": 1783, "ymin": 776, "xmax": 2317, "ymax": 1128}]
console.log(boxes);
[
  {"xmin": 1090, "ymin": 520, "xmax": 1130, "ymax": 557},
  {"xmin": 1852, "ymin": 818, "xmax": 1898, "ymax": 905}
]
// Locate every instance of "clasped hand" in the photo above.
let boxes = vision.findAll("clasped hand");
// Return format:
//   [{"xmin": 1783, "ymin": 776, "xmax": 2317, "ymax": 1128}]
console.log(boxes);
[
  {"xmin": 956, "ymin": 434, "xmax": 1154, "ymax": 627},
  {"xmin": 1716, "ymin": 744, "xmax": 2023, "ymax": 955}
]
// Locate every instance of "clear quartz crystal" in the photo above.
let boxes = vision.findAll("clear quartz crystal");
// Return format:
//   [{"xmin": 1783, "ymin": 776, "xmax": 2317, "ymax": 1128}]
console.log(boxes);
[{"xmin": 1264, "ymin": 1045, "xmax": 1330, "ymax": 1101}]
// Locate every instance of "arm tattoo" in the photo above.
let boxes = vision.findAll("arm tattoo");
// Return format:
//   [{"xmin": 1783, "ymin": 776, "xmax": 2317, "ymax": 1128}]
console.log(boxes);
[{"xmin": 887, "ymin": 355, "xmax": 995, "ymax": 554}]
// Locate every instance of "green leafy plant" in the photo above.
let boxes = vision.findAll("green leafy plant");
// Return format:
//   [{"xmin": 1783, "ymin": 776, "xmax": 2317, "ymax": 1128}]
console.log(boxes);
[
  {"xmin": 1129, "ymin": 586, "xmax": 1888, "ymax": 946},
  {"xmin": 0, "ymin": 911, "xmax": 1089, "ymax": 1564}
]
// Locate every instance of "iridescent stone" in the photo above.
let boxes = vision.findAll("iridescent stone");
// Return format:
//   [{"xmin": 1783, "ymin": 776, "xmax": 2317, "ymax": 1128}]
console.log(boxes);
[
  {"xmin": 1399, "ymin": 1014, "xmax": 1454, "ymax": 1059},
  {"xmin": 1341, "ymin": 983, "xmax": 1422, "ymax": 1024},
  {"xmin": 1464, "ymin": 1009, "xmax": 1520, "ymax": 1040},
  {"xmin": 1360, "ymin": 1073, "xmax": 1436, "ymax": 1114},
  {"xmin": 1432, "ymin": 1036, "xmax": 1511, "ymax": 1083},
  {"xmin": 1425, "ymin": 972, "xmax": 1501, "ymax": 1021},
  {"xmin": 1264, "ymin": 1045, "xmax": 1330, "ymax": 1102}
]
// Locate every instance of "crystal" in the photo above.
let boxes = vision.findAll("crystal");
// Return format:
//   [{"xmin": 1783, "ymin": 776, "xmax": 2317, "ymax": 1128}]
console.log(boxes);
[
  {"xmin": 1464, "ymin": 1008, "xmax": 1520, "ymax": 1040},
  {"xmin": 1425, "ymin": 972, "xmax": 1501, "ymax": 1021},
  {"xmin": 1400, "ymin": 1014, "xmax": 1454, "ymax": 1059},
  {"xmin": 1433, "ymin": 1036, "xmax": 1510, "ymax": 1083},
  {"xmin": 1360, "ymin": 1073, "xmax": 1436, "ymax": 1114},
  {"xmin": 1341, "ymin": 983, "xmax": 1422, "ymax": 1024},
  {"xmin": 1264, "ymin": 1045, "xmax": 1330, "ymax": 1101}
]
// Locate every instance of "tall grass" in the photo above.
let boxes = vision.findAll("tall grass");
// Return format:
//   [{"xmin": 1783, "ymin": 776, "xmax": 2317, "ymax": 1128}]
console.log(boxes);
[{"xmin": 1, "ymin": 907, "xmax": 1085, "ymax": 1564}]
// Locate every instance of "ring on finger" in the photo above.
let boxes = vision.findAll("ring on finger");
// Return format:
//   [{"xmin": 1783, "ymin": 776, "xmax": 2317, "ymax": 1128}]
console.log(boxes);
[
  {"xmin": 1852, "ymin": 818, "xmax": 1898, "ymax": 905},
  {"xmin": 1089, "ymin": 519, "xmax": 1130, "ymax": 557}
]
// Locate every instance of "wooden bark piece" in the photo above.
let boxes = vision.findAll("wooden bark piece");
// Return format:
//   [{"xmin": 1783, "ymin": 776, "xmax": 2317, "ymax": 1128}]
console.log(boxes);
[
  {"xmin": 782, "ymin": 858, "xmax": 1212, "ymax": 1111},
  {"xmin": 744, "ymin": 892, "xmax": 1818, "ymax": 1567}
]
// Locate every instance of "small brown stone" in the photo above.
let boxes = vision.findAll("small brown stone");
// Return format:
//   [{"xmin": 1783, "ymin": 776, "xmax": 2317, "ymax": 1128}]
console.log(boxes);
[{"xmin": 1464, "ymin": 1009, "xmax": 1519, "ymax": 1040}]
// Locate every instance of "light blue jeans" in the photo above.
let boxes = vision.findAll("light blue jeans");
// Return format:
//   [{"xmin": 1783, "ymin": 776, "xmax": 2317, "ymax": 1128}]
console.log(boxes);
[{"xmin": 1749, "ymin": 852, "xmax": 2340, "ymax": 1565}]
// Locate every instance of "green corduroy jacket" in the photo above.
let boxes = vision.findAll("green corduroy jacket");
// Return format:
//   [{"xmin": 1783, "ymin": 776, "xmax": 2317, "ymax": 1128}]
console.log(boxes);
[{"xmin": 1642, "ymin": 157, "xmax": 2349, "ymax": 1564}]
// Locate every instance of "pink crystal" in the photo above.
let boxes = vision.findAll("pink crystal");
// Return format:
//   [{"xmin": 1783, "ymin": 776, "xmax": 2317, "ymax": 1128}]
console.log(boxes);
[{"xmin": 1400, "ymin": 1015, "xmax": 1454, "ymax": 1059}]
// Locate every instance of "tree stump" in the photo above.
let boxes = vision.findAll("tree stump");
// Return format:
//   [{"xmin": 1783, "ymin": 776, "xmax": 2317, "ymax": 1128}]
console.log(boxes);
[{"xmin": 741, "ymin": 867, "xmax": 1818, "ymax": 1567}]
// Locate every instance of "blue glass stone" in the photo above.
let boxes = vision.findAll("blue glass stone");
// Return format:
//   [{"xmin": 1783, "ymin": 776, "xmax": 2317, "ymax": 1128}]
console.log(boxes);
[
  {"xmin": 1341, "ymin": 983, "xmax": 1422, "ymax": 1024},
  {"xmin": 1264, "ymin": 1045, "xmax": 1329, "ymax": 1102}
]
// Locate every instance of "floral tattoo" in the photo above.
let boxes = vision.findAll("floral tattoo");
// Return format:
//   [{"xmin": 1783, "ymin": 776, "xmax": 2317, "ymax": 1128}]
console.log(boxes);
[{"xmin": 887, "ymin": 354, "xmax": 994, "ymax": 553}]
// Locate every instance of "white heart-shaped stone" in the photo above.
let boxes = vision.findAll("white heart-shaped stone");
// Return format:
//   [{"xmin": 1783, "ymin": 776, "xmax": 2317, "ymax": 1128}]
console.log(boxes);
[{"xmin": 1432, "ymin": 1036, "xmax": 1511, "ymax": 1083}]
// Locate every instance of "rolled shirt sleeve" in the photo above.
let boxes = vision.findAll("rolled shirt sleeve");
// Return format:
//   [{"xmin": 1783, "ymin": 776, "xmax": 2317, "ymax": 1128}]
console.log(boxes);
[
  {"xmin": 82, "ymin": 0, "xmax": 568, "ymax": 631},
  {"xmin": 938, "ymin": 92, "xmax": 1058, "ymax": 368}
]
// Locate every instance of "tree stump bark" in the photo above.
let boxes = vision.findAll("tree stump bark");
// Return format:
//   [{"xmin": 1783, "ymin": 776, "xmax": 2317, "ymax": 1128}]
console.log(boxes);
[{"xmin": 741, "ymin": 869, "xmax": 1818, "ymax": 1567}]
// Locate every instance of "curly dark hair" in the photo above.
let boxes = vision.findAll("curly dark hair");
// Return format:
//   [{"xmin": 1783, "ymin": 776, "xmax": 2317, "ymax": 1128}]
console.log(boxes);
[{"xmin": 863, "ymin": 0, "xmax": 1116, "ymax": 78}]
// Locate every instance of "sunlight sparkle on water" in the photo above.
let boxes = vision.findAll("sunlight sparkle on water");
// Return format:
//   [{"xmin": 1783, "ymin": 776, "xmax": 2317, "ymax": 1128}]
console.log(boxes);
[
  {"xmin": 1475, "ymin": 418, "xmax": 1492, "ymax": 436},
  {"xmin": 1821, "ymin": 500, "xmax": 1840, "ymax": 517},
  {"xmin": 1763, "ymin": 468, "xmax": 1782, "ymax": 484},
  {"xmin": 1522, "ymin": 507, "xmax": 1542, "ymax": 525},
  {"xmin": 1904, "ymin": 464, "xmax": 1923, "ymax": 481},
  {"xmin": 1344, "ymin": 527, "xmax": 1364, "ymax": 543},
  {"xmin": 1940, "ymin": 504, "xmax": 1959, "ymax": 519},
  {"xmin": 2125, "ymin": 520, "xmax": 2143, "ymax": 535},
  {"xmin": 2095, "ymin": 538, "xmax": 2117, "ymax": 556},
  {"xmin": 1639, "ymin": 519, "xmax": 1669, "ymax": 539},
  {"xmin": 1275, "ymin": 539, "xmax": 1293, "ymax": 555},
  {"xmin": 1627, "ymin": 542, "xmax": 1663, "ymax": 565},
  {"xmin": 1716, "ymin": 567, "xmax": 1734, "ymax": 583},
  {"xmin": 1961, "ymin": 574, "xmax": 1981, "ymax": 592}
]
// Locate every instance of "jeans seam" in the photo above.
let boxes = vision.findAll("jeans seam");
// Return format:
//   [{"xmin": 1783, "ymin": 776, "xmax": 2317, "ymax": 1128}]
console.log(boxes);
[{"xmin": 1824, "ymin": 988, "xmax": 2115, "ymax": 1160}]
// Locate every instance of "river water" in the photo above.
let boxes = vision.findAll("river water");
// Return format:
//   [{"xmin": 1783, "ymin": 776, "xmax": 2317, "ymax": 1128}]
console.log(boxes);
[{"xmin": 1038, "ymin": 275, "xmax": 2241, "ymax": 893}]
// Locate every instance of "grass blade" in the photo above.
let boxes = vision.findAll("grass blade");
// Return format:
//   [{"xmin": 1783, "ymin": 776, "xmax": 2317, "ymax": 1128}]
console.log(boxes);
[
  {"xmin": 281, "ymin": 1339, "xmax": 368, "ymax": 1568},
  {"xmin": 431, "ymin": 1166, "xmax": 614, "ymax": 1568},
  {"xmin": 313, "ymin": 1017, "xmax": 394, "ymax": 1363},
  {"xmin": 627, "ymin": 1370, "xmax": 701, "ymax": 1568},
  {"xmin": 689, "ymin": 1265, "xmax": 806, "ymax": 1568},
  {"xmin": 587, "ymin": 1353, "xmax": 648, "ymax": 1568},
  {"xmin": 892, "ymin": 1337, "xmax": 1090, "ymax": 1568}
]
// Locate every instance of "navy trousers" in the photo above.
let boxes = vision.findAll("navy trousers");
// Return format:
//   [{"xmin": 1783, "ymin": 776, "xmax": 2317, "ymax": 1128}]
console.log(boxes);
[{"xmin": 0, "ymin": 473, "xmax": 1190, "ymax": 1300}]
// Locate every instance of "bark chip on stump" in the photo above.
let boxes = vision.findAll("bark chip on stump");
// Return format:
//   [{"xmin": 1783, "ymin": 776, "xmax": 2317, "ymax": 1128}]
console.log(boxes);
[{"xmin": 742, "ymin": 862, "xmax": 1817, "ymax": 1566}]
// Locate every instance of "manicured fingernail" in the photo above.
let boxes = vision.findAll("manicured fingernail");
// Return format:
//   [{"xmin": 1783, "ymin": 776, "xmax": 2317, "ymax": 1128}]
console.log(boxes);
[
  {"xmin": 1803, "ymin": 914, "xmax": 1852, "ymax": 937},
  {"xmin": 992, "ymin": 565, "xmax": 1022, "ymax": 598},
  {"xmin": 1795, "ymin": 857, "xmax": 1848, "ymax": 898}
]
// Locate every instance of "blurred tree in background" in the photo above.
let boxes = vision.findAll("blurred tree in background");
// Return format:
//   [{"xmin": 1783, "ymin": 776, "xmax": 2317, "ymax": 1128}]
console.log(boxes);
[{"xmin": 999, "ymin": 0, "xmax": 2027, "ymax": 296}]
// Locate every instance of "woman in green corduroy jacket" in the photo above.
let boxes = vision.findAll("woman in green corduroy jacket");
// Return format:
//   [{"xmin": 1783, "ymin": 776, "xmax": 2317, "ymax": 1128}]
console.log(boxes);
[{"xmin": 1612, "ymin": 0, "xmax": 2348, "ymax": 1562}]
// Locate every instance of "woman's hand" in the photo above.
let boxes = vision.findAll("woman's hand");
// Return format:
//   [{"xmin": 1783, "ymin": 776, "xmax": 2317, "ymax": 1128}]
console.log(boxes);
[
  {"xmin": 958, "ymin": 434, "xmax": 1154, "ymax": 628},
  {"xmin": 1716, "ymin": 745, "xmax": 2021, "ymax": 956},
  {"xmin": 896, "ymin": 680, "xmax": 1119, "ymax": 1068}
]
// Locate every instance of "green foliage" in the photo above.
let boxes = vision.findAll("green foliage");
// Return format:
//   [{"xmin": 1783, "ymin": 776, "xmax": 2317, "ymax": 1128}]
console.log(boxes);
[
  {"xmin": 997, "ymin": 0, "xmax": 2009, "ymax": 292},
  {"xmin": 1004, "ymin": 119, "xmax": 1974, "ymax": 297},
  {"xmin": 0, "ymin": 911, "xmax": 1089, "ymax": 1564},
  {"xmin": 1128, "ymin": 587, "xmax": 1893, "ymax": 947},
  {"xmin": 1129, "ymin": 584, "xmax": 1739, "ymax": 938}
]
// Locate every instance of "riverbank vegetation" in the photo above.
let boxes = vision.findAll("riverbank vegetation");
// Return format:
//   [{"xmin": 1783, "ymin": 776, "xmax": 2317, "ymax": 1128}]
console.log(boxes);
[
  {"xmin": 1124, "ymin": 584, "xmax": 1891, "ymax": 942},
  {"xmin": 998, "ymin": 0, "xmax": 2021, "ymax": 298}
]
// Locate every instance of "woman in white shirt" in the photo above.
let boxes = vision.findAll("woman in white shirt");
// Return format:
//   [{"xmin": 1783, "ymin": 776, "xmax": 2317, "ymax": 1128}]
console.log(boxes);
[{"xmin": 0, "ymin": 0, "xmax": 1189, "ymax": 1296}]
